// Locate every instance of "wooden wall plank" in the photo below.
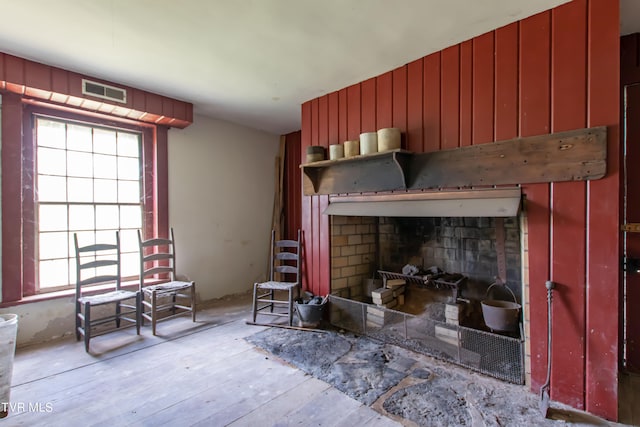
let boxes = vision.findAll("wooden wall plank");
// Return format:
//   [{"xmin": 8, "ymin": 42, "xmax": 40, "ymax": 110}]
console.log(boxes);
[
  {"xmin": 550, "ymin": 0, "xmax": 588, "ymax": 409},
  {"xmin": 459, "ymin": 41, "xmax": 473, "ymax": 147},
  {"xmin": 50, "ymin": 68, "xmax": 69, "ymax": 100},
  {"xmin": 24, "ymin": 61, "xmax": 51, "ymax": 92},
  {"xmin": 585, "ymin": 0, "xmax": 620, "ymax": 419},
  {"xmin": 328, "ymin": 91, "xmax": 339, "ymax": 146},
  {"xmin": 472, "ymin": 32, "xmax": 495, "ymax": 145},
  {"xmin": 338, "ymin": 88, "xmax": 348, "ymax": 142},
  {"xmin": 406, "ymin": 58, "xmax": 423, "ymax": 152},
  {"xmin": 519, "ymin": 10, "xmax": 552, "ymax": 392},
  {"xmin": 0, "ymin": 53, "xmax": 5, "ymax": 84},
  {"xmin": 424, "ymin": 52, "xmax": 441, "ymax": 152},
  {"xmin": 284, "ymin": 131, "xmax": 301, "ymax": 241},
  {"xmin": 317, "ymin": 96, "xmax": 330, "ymax": 295},
  {"xmin": 319, "ymin": 193, "xmax": 330, "ymax": 296},
  {"xmin": 392, "ymin": 65, "xmax": 407, "ymax": 146},
  {"xmin": 318, "ymin": 95, "xmax": 328, "ymax": 147},
  {"xmin": 376, "ymin": 71, "xmax": 393, "ymax": 130},
  {"xmin": 346, "ymin": 84, "xmax": 361, "ymax": 140},
  {"xmin": 311, "ymin": 98, "xmax": 321, "ymax": 295},
  {"xmin": 441, "ymin": 46, "xmax": 460, "ymax": 149},
  {"xmin": 300, "ymin": 102, "xmax": 313, "ymax": 292},
  {"xmin": 5, "ymin": 55, "xmax": 25, "ymax": 93},
  {"xmin": 361, "ymin": 78, "xmax": 376, "ymax": 133},
  {"xmin": 495, "ymin": 23, "xmax": 519, "ymax": 141},
  {"xmin": 161, "ymin": 97, "xmax": 174, "ymax": 120},
  {"xmin": 1, "ymin": 93, "xmax": 23, "ymax": 302}
]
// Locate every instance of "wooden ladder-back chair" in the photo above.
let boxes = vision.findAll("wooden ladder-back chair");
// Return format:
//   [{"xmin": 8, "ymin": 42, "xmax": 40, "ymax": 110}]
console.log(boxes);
[
  {"xmin": 251, "ymin": 229, "xmax": 301, "ymax": 326},
  {"xmin": 74, "ymin": 232, "xmax": 141, "ymax": 352},
  {"xmin": 138, "ymin": 228, "xmax": 196, "ymax": 335}
]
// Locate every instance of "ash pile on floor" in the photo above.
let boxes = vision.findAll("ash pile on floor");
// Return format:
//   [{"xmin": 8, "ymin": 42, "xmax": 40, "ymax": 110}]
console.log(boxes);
[{"xmin": 245, "ymin": 327, "xmax": 575, "ymax": 426}]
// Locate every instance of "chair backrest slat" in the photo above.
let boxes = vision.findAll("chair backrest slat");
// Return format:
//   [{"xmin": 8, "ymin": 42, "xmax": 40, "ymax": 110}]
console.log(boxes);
[
  {"xmin": 78, "ymin": 275, "xmax": 120, "ymax": 287},
  {"xmin": 79, "ymin": 259, "xmax": 118, "ymax": 270},
  {"xmin": 142, "ymin": 253, "xmax": 172, "ymax": 263},
  {"xmin": 274, "ymin": 265, "xmax": 298, "ymax": 275},
  {"xmin": 269, "ymin": 229, "xmax": 301, "ymax": 284},
  {"xmin": 138, "ymin": 228, "xmax": 179, "ymax": 288},
  {"xmin": 275, "ymin": 252, "xmax": 298, "ymax": 261},
  {"xmin": 74, "ymin": 232, "xmax": 121, "ymax": 297}
]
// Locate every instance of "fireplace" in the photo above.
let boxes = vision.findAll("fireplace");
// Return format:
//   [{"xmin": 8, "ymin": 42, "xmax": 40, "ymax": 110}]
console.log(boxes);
[{"xmin": 326, "ymin": 190, "xmax": 530, "ymax": 385}]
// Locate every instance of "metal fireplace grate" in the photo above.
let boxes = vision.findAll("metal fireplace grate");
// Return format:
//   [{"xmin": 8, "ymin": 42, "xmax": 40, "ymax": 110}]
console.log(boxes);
[{"xmin": 328, "ymin": 294, "xmax": 524, "ymax": 384}]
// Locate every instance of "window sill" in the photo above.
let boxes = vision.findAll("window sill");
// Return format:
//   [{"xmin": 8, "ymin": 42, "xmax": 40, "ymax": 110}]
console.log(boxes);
[{"xmin": 0, "ymin": 280, "xmax": 161, "ymax": 308}]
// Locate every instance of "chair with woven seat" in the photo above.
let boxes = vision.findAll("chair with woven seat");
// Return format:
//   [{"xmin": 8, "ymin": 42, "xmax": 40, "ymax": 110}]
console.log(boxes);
[
  {"xmin": 138, "ymin": 228, "xmax": 196, "ymax": 335},
  {"xmin": 74, "ymin": 232, "xmax": 141, "ymax": 352},
  {"xmin": 251, "ymin": 229, "xmax": 301, "ymax": 326}
]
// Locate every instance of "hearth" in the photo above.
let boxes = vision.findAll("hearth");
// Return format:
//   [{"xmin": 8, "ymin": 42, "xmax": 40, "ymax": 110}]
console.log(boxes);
[{"xmin": 327, "ymin": 204, "xmax": 528, "ymax": 384}]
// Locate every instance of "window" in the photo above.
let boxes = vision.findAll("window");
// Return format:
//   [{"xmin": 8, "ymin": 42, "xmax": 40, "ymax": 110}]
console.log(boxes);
[{"xmin": 35, "ymin": 117, "xmax": 143, "ymax": 291}]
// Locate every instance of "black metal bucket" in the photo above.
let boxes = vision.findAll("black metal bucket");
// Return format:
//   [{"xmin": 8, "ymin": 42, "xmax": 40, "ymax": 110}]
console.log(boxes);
[
  {"xmin": 295, "ymin": 301, "xmax": 325, "ymax": 328},
  {"xmin": 481, "ymin": 282, "xmax": 521, "ymax": 332}
]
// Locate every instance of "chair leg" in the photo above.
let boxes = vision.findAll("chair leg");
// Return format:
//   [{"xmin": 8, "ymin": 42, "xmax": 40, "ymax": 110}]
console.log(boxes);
[
  {"xmin": 191, "ymin": 283, "xmax": 196, "ymax": 322},
  {"xmin": 252, "ymin": 283, "xmax": 259, "ymax": 323},
  {"xmin": 75, "ymin": 301, "xmax": 81, "ymax": 341},
  {"xmin": 84, "ymin": 302, "xmax": 91, "ymax": 352},
  {"xmin": 136, "ymin": 293, "xmax": 141, "ymax": 335},
  {"xmin": 269, "ymin": 290, "xmax": 275, "ymax": 313},
  {"xmin": 115, "ymin": 302, "xmax": 121, "ymax": 328},
  {"xmin": 288, "ymin": 288, "xmax": 294, "ymax": 326},
  {"xmin": 151, "ymin": 291, "xmax": 158, "ymax": 336}
]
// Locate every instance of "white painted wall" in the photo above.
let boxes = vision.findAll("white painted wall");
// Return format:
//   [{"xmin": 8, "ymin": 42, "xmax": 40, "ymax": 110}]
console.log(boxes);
[
  {"xmin": 0, "ymin": 115, "xmax": 280, "ymax": 347},
  {"xmin": 168, "ymin": 114, "xmax": 279, "ymax": 301}
]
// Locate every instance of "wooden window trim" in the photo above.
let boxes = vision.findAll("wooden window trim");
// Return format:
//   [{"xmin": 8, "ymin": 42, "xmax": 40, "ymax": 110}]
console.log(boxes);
[{"xmin": 0, "ymin": 92, "xmax": 169, "ymax": 303}]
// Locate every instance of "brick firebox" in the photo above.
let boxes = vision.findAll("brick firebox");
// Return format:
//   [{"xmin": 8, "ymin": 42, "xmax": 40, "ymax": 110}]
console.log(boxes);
[{"xmin": 329, "ymin": 212, "xmax": 532, "ymax": 385}]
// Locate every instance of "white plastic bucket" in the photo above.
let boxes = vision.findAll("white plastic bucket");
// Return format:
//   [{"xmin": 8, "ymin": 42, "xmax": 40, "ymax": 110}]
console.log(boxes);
[{"xmin": 0, "ymin": 314, "xmax": 18, "ymax": 418}]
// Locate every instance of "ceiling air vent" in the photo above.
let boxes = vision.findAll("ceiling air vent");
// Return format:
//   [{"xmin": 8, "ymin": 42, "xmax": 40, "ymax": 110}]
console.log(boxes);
[{"xmin": 81, "ymin": 79, "xmax": 127, "ymax": 103}]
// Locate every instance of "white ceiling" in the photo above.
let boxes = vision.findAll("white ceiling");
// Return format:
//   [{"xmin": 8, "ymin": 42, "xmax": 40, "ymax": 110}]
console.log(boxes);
[{"xmin": 0, "ymin": 0, "xmax": 633, "ymax": 135}]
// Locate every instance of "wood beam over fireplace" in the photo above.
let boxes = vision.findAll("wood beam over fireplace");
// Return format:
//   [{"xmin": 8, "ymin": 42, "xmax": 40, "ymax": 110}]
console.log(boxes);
[{"xmin": 301, "ymin": 126, "xmax": 607, "ymax": 196}]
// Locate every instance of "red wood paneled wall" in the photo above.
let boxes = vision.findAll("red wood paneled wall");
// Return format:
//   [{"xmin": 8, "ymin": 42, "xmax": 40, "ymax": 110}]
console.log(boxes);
[
  {"xmin": 0, "ymin": 52, "xmax": 193, "ymax": 128},
  {"xmin": 284, "ymin": 131, "xmax": 302, "ymax": 241},
  {"xmin": 298, "ymin": 0, "xmax": 619, "ymax": 419}
]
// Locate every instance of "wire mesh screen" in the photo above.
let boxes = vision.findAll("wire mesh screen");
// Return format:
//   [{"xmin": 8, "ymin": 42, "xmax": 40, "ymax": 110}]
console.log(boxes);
[{"xmin": 328, "ymin": 295, "xmax": 524, "ymax": 384}]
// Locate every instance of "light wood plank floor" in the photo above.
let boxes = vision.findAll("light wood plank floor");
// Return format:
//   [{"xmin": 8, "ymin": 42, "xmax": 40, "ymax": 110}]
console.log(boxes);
[
  {"xmin": 5, "ymin": 293, "xmax": 400, "ymax": 427},
  {"xmin": 4, "ymin": 292, "xmax": 638, "ymax": 426}
]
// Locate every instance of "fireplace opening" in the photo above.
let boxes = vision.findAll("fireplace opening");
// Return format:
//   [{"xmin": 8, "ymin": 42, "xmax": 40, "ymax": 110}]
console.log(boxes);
[{"xmin": 328, "ymin": 212, "xmax": 528, "ymax": 384}]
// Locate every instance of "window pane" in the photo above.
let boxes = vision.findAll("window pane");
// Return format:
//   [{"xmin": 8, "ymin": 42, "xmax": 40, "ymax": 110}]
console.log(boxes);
[
  {"xmin": 36, "ymin": 116, "xmax": 144, "ymax": 293},
  {"xmin": 118, "ymin": 157, "xmax": 140, "ymax": 180},
  {"xmin": 94, "ymin": 129, "xmax": 116, "ymax": 155},
  {"xmin": 94, "ymin": 179, "xmax": 117, "ymax": 203},
  {"xmin": 39, "ymin": 259, "xmax": 69, "ymax": 288},
  {"xmin": 37, "ymin": 147, "xmax": 66, "ymax": 175},
  {"xmin": 93, "ymin": 154, "xmax": 117, "ymax": 179},
  {"xmin": 38, "ymin": 176, "xmax": 67, "ymax": 202},
  {"xmin": 67, "ymin": 124, "xmax": 92, "ymax": 152},
  {"xmin": 67, "ymin": 177, "xmax": 93, "ymax": 202},
  {"xmin": 37, "ymin": 119, "xmax": 66, "ymax": 149},
  {"xmin": 117, "ymin": 132, "xmax": 140, "ymax": 157},
  {"xmin": 120, "ymin": 229, "xmax": 139, "ymax": 253},
  {"xmin": 67, "ymin": 151, "xmax": 93, "ymax": 177},
  {"xmin": 39, "ymin": 231, "xmax": 69, "ymax": 260},
  {"xmin": 69, "ymin": 205, "xmax": 95, "ymax": 231},
  {"xmin": 39, "ymin": 205, "xmax": 68, "ymax": 232},
  {"xmin": 120, "ymin": 205, "xmax": 142, "ymax": 229},
  {"xmin": 96, "ymin": 205, "xmax": 119, "ymax": 230},
  {"xmin": 72, "ymin": 231, "xmax": 96, "ymax": 248},
  {"xmin": 121, "ymin": 252, "xmax": 138, "ymax": 278},
  {"xmin": 118, "ymin": 181, "xmax": 140, "ymax": 203},
  {"xmin": 95, "ymin": 230, "xmax": 117, "ymax": 246}
]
